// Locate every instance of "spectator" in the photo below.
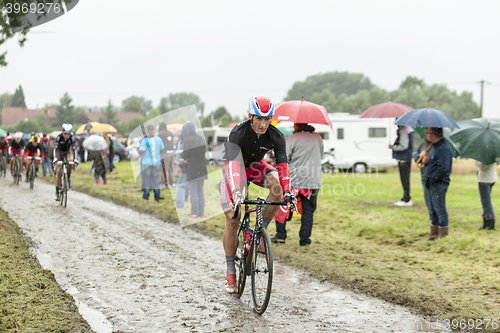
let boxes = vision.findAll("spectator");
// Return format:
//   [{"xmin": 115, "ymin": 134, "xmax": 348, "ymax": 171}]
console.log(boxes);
[
  {"xmin": 390, "ymin": 125, "xmax": 414, "ymax": 206},
  {"xmin": 476, "ymin": 161, "xmax": 497, "ymax": 231},
  {"xmin": 175, "ymin": 125, "xmax": 189, "ymax": 208},
  {"xmin": 179, "ymin": 121, "xmax": 207, "ymax": 218},
  {"xmin": 40, "ymin": 134, "xmax": 54, "ymax": 177},
  {"xmin": 103, "ymin": 132, "xmax": 115, "ymax": 172},
  {"xmin": 158, "ymin": 122, "xmax": 175, "ymax": 187},
  {"xmin": 92, "ymin": 149, "xmax": 108, "ymax": 185},
  {"xmin": 139, "ymin": 125, "xmax": 165, "ymax": 202},
  {"xmin": 271, "ymin": 123, "xmax": 323, "ymax": 245},
  {"xmin": 48, "ymin": 134, "xmax": 56, "ymax": 167},
  {"xmin": 413, "ymin": 128, "xmax": 435, "ymax": 226},
  {"xmin": 425, "ymin": 127, "xmax": 453, "ymax": 240}
]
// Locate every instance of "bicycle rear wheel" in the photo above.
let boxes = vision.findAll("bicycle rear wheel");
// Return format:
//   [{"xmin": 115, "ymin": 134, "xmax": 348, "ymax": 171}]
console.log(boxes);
[
  {"xmin": 251, "ymin": 227, "xmax": 273, "ymax": 315},
  {"xmin": 235, "ymin": 222, "xmax": 247, "ymax": 298}
]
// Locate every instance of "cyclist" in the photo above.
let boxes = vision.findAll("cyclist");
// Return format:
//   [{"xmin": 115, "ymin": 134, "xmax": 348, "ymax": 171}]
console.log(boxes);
[
  {"xmin": 53, "ymin": 124, "xmax": 78, "ymax": 200},
  {"xmin": 0, "ymin": 135, "xmax": 7, "ymax": 160},
  {"xmin": 220, "ymin": 96, "xmax": 294, "ymax": 293},
  {"xmin": 25, "ymin": 134, "xmax": 42, "ymax": 182},
  {"xmin": 8, "ymin": 132, "xmax": 25, "ymax": 176}
]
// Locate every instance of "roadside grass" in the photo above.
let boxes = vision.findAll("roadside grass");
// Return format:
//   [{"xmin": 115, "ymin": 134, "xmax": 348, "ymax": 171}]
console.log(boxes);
[
  {"xmin": 0, "ymin": 210, "xmax": 92, "ymax": 332},
  {"xmin": 5, "ymin": 158, "xmax": 499, "ymax": 332}
]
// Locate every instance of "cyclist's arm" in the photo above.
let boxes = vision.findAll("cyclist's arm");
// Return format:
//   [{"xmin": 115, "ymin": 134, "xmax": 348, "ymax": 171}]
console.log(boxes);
[
  {"xmin": 274, "ymin": 135, "xmax": 291, "ymax": 194},
  {"xmin": 225, "ymin": 133, "xmax": 244, "ymax": 195}
]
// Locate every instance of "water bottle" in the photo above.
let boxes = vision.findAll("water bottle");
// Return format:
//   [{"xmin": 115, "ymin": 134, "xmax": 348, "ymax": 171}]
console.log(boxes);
[{"xmin": 244, "ymin": 228, "xmax": 253, "ymax": 253}]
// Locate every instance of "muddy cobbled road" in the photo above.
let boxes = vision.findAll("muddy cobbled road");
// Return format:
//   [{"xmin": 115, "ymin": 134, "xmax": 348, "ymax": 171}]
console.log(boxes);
[{"xmin": 0, "ymin": 177, "xmax": 450, "ymax": 333}]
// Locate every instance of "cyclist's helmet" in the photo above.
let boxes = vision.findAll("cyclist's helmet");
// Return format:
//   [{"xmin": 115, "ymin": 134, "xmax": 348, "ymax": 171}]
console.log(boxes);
[
  {"xmin": 248, "ymin": 96, "xmax": 275, "ymax": 117},
  {"xmin": 14, "ymin": 132, "xmax": 23, "ymax": 140},
  {"xmin": 31, "ymin": 135, "xmax": 40, "ymax": 143},
  {"xmin": 62, "ymin": 123, "xmax": 72, "ymax": 134}
]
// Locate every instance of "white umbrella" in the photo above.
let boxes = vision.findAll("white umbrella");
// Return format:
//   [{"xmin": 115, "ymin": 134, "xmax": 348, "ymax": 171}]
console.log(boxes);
[{"xmin": 83, "ymin": 135, "xmax": 108, "ymax": 151}]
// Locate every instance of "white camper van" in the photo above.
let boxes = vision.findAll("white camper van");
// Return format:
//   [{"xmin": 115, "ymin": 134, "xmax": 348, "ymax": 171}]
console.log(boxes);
[
  {"xmin": 277, "ymin": 113, "xmax": 399, "ymax": 173},
  {"xmin": 198, "ymin": 126, "xmax": 232, "ymax": 151}
]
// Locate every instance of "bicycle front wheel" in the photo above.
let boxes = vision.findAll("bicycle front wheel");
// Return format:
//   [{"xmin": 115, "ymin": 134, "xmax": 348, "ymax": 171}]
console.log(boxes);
[
  {"xmin": 251, "ymin": 227, "xmax": 273, "ymax": 315},
  {"xmin": 29, "ymin": 164, "xmax": 35, "ymax": 190},
  {"xmin": 235, "ymin": 223, "xmax": 247, "ymax": 298},
  {"xmin": 62, "ymin": 173, "xmax": 68, "ymax": 207}
]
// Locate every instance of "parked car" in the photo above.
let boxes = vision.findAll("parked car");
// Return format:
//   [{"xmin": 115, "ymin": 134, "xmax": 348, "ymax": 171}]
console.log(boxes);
[
  {"xmin": 205, "ymin": 144, "xmax": 225, "ymax": 166},
  {"xmin": 112, "ymin": 138, "xmax": 129, "ymax": 163}
]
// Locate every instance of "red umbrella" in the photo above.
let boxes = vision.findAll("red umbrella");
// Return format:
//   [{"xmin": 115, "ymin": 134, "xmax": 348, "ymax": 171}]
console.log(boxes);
[
  {"xmin": 360, "ymin": 102, "xmax": 413, "ymax": 119},
  {"xmin": 272, "ymin": 100, "xmax": 332, "ymax": 129}
]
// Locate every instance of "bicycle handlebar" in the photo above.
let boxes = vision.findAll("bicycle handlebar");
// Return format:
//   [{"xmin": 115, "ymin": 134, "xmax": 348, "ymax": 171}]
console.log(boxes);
[{"xmin": 232, "ymin": 195, "xmax": 298, "ymax": 221}]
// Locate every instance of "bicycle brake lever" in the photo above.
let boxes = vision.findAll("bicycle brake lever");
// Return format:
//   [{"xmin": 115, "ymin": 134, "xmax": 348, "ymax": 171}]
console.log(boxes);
[
  {"xmin": 285, "ymin": 197, "xmax": 298, "ymax": 222},
  {"xmin": 231, "ymin": 194, "xmax": 243, "ymax": 220}
]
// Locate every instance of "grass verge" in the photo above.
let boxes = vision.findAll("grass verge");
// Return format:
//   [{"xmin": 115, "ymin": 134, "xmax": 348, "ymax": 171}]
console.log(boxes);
[
  {"xmin": 9, "ymin": 159, "xmax": 500, "ymax": 332},
  {"xmin": 0, "ymin": 209, "xmax": 92, "ymax": 332}
]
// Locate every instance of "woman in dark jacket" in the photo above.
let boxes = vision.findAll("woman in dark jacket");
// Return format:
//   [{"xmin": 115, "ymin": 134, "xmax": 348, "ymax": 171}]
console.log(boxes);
[{"xmin": 179, "ymin": 121, "xmax": 208, "ymax": 218}]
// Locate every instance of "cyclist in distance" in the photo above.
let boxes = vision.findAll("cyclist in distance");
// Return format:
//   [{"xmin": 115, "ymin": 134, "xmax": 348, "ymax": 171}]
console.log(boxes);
[
  {"xmin": 8, "ymin": 132, "xmax": 25, "ymax": 176},
  {"xmin": 0, "ymin": 135, "xmax": 7, "ymax": 163},
  {"xmin": 220, "ymin": 96, "xmax": 294, "ymax": 293},
  {"xmin": 25, "ymin": 134, "xmax": 42, "ymax": 182},
  {"xmin": 53, "ymin": 124, "xmax": 78, "ymax": 200}
]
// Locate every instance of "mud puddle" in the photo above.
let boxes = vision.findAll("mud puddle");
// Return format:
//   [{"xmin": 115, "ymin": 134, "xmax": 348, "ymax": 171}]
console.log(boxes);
[{"xmin": 0, "ymin": 177, "xmax": 450, "ymax": 332}]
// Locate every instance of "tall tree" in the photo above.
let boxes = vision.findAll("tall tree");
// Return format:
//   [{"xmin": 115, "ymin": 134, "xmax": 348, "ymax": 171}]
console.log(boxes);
[
  {"xmin": 11, "ymin": 85, "xmax": 26, "ymax": 107},
  {"xmin": 213, "ymin": 106, "xmax": 230, "ymax": 120},
  {"xmin": 101, "ymin": 99, "xmax": 117, "ymax": 125},
  {"xmin": 159, "ymin": 93, "xmax": 205, "ymax": 116},
  {"xmin": 53, "ymin": 92, "xmax": 75, "ymax": 127},
  {"xmin": 285, "ymin": 71, "xmax": 375, "ymax": 102}
]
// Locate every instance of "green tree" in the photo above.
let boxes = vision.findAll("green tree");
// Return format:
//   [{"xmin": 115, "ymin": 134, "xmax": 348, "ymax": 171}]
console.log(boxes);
[
  {"xmin": 0, "ymin": 92, "xmax": 13, "ymax": 108},
  {"xmin": 218, "ymin": 114, "xmax": 231, "ymax": 127},
  {"xmin": 11, "ymin": 85, "xmax": 26, "ymax": 107},
  {"xmin": 74, "ymin": 107, "xmax": 88, "ymax": 124},
  {"xmin": 285, "ymin": 71, "xmax": 375, "ymax": 101},
  {"xmin": 16, "ymin": 119, "xmax": 40, "ymax": 134},
  {"xmin": 101, "ymin": 99, "xmax": 117, "ymax": 125},
  {"xmin": 158, "ymin": 93, "xmax": 205, "ymax": 116},
  {"xmin": 35, "ymin": 113, "xmax": 47, "ymax": 132},
  {"xmin": 213, "ymin": 106, "xmax": 230, "ymax": 120},
  {"xmin": 201, "ymin": 115, "xmax": 212, "ymax": 128},
  {"xmin": 1, "ymin": 0, "xmax": 78, "ymax": 67},
  {"xmin": 53, "ymin": 92, "xmax": 75, "ymax": 127},
  {"xmin": 122, "ymin": 96, "xmax": 145, "ymax": 114}
]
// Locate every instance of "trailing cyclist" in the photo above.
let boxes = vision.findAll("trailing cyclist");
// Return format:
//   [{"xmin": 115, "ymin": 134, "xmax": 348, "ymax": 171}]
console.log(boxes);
[
  {"xmin": 0, "ymin": 135, "xmax": 7, "ymax": 163},
  {"xmin": 8, "ymin": 132, "xmax": 25, "ymax": 176},
  {"xmin": 220, "ymin": 96, "xmax": 294, "ymax": 294},
  {"xmin": 53, "ymin": 124, "xmax": 78, "ymax": 200},
  {"xmin": 25, "ymin": 135, "xmax": 42, "ymax": 182}
]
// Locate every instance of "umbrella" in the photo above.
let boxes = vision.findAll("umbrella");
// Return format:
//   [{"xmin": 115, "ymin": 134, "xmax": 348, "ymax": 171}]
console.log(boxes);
[
  {"xmin": 272, "ymin": 100, "xmax": 333, "ymax": 129},
  {"xmin": 414, "ymin": 127, "xmax": 460, "ymax": 158},
  {"xmin": 0, "ymin": 128, "xmax": 7, "ymax": 136},
  {"xmin": 75, "ymin": 122, "xmax": 118, "ymax": 134},
  {"xmin": 449, "ymin": 118, "xmax": 500, "ymax": 165},
  {"xmin": 75, "ymin": 122, "xmax": 100, "ymax": 134},
  {"xmin": 360, "ymin": 102, "xmax": 413, "ymax": 119},
  {"xmin": 83, "ymin": 135, "xmax": 109, "ymax": 151},
  {"xmin": 394, "ymin": 108, "xmax": 459, "ymax": 128}
]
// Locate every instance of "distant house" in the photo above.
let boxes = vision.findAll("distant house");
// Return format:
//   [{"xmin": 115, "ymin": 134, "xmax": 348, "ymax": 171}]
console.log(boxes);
[
  {"xmin": 88, "ymin": 111, "xmax": 143, "ymax": 123},
  {"xmin": 1, "ymin": 107, "xmax": 57, "ymax": 126}
]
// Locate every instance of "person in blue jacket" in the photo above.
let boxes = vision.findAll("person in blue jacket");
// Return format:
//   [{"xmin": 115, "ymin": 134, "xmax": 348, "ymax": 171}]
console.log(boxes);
[{"xmin": 424, "ymin": 127, "xmax": 453, "ymax": 240}]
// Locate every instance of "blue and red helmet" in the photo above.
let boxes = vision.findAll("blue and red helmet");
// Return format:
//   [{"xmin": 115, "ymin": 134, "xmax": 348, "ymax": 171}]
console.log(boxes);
[{"xmin": 248, "ymin": 96, "xmax": 275, "ymax": 117}]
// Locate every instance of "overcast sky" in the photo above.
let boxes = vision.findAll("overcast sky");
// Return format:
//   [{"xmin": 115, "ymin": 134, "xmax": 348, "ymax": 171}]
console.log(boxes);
[{"xmin": 1, "ymin": 0, "xmax": 499, "ymax": 119}]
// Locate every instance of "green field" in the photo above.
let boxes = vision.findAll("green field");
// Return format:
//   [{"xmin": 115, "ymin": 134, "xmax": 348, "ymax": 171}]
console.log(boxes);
[{"xmin": 2, "ymin": 159, "xmax": 499, "ymax": 332}]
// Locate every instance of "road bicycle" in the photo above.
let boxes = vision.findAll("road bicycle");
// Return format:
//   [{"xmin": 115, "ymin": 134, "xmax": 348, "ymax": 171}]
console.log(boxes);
[
  {"xmin": 11, "ymin": 154, "xmax": 21, "ymax": 185},
  {"xmin": 0, "ymin": 153, "xmax": 6, "ymax": 177},
  {"xmin": 56, "ymin": 156, "xmax": 73, "ymax": 207},
  {"xmin": 26, "ymin": 156, "xmax": 41, "ymax": 190},
  {"xmin": 232, "ymin": 187, "xmax": 296, "ymax": 315}
]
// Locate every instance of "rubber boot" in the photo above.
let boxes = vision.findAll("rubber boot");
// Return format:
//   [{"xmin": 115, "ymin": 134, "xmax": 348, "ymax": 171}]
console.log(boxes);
[
  {"xmin": 103, "ymin": 178, "xmax": 107, "ymax": 185},
  {"xmin": 426, "ymin": 225, "xmax": 439, "ymax": 241},
  {"xmin": 485, "ymin": 216, "xmax": 496, "ymax": 231},
  {"xmin": 478, "ymin": 215, "xmax": 487, "ymax": 230},
  {"xmin": 95, "ymin": 178, "xmax": 99, "ymax": 184},
  {"xmin": 438, "ymin": 226, "xmax": 448, "ymax": 239}
]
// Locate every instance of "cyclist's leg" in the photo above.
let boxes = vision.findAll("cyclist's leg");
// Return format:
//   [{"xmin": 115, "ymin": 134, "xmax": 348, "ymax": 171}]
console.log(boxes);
[
  {"xmin": 248, "ymin": 160, "xmax": 282, "ymax": 225},
  {"xmin": 17, "ymin": 155, "xmax": 23, "ymax": 175},
  {"xmin": 26, "ymin": 157, "xmax": 32, "ymax": 178},
  {"xmin": 54, "ymin": 151, "xmax": 62, "ymax": 188}
]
